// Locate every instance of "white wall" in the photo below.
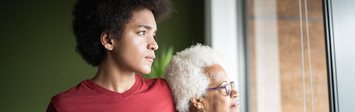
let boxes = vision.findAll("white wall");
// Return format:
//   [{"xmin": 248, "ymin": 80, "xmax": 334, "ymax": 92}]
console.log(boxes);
[
  {"xmin": 206, "ymin": 0, "xmax": 239, "ymax": 90},
  {"xmin": 331, "ymin": 0, "xmax": 355, "ymax": 111}
]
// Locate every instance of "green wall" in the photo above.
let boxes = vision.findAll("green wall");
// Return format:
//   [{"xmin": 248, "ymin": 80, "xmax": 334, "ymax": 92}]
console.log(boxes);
[{"xmin": 0, "ymin": 0, "xmax": 204, "ymax": 111}]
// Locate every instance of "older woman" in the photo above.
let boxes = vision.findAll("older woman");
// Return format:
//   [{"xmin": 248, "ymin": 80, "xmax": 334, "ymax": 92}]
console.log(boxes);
[{"xmin": 164, "ymin": 44, "xmax": 240, "ymax": 112}]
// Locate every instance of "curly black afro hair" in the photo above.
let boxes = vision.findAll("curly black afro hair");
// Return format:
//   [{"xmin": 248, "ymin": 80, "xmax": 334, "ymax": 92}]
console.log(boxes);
[{"xmin": 72, "ymin": 0, "xmax": 173, "ymax": 66}]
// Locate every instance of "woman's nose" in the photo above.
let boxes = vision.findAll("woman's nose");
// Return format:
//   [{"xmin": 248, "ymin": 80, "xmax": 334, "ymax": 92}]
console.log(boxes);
[{"xmin": 230, "ymin": 90, "xmax": 239, "ymax": 98}]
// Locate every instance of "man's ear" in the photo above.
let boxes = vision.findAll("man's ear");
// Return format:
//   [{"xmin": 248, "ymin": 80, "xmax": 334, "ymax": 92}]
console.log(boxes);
[
  {"xmin": 190, "ymin": 96, "xmax": 204, "ymax": 109},
  {"xmin": 100, "ymin": 30, "xmax": 114, "ymax": 51}
]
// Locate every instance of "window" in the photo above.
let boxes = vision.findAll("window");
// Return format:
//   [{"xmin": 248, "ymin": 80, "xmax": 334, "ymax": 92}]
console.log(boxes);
[{"xmin": 247, "ymin": 0, "xmax": 329, "ymax": 112}]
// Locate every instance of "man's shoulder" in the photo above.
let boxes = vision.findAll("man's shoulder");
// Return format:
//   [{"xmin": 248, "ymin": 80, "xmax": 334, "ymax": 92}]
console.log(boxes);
[{"xmin": 51, "ymin": 80, "xmax": 96, "ymax": 103}]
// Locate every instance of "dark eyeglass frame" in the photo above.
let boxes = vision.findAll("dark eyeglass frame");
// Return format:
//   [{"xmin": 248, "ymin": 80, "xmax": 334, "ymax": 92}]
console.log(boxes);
[{"xmin": 205, "ymin": 81, "xmax": 235, "ymax": 95}]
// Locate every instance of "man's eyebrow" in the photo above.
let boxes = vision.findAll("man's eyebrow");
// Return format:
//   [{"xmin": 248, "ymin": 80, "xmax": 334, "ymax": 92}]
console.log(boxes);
[{"xmin": 137, "ymin": 25, "xmax": 152, "ymax": 30}]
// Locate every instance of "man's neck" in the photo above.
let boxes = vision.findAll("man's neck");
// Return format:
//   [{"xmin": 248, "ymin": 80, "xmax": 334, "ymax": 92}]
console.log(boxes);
[{"xmin": 91, "ymin": 58, "xmax": 136, "ymax": 93}]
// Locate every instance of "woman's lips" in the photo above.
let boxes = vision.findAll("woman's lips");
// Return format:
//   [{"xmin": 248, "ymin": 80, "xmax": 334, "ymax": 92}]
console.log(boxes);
[{"xmin": 231, "ymin": 101, "xmax": 240, "ymax": 107}]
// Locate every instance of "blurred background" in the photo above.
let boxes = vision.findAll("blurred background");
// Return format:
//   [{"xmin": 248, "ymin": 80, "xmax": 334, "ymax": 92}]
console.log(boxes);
[{"xmin": 0, "ymin": 0, "xmax": 205, "ymax": 111}]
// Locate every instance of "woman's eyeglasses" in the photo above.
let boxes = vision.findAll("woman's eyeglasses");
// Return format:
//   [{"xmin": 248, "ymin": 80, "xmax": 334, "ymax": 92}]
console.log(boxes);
[{"xmin": 206, "ymin": 81, "xmax": 235, "ymax": 95}]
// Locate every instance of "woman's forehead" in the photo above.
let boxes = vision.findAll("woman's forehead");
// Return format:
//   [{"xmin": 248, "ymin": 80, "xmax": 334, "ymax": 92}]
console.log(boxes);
[{"xmin": 204, "ymin": 64, "xmax": 229, "ymax": 86}]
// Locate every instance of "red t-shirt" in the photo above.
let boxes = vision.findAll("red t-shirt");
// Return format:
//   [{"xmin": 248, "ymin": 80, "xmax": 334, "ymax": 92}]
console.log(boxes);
[{"xmin": 46, "ymin": 75, "xmax": 176, "ymax": 112}]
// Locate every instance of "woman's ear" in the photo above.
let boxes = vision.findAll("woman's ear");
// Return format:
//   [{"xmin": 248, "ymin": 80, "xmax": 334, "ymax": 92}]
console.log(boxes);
[
  {"xmin": 190, "ymin": 96, "xmax": 204, "ymax": 109},
  {"xmin": 100, "ymin": 30, "xmax": 114, "ymax": 51}
]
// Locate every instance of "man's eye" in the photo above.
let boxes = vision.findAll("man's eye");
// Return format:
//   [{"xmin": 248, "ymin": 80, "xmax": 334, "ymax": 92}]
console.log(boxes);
[
  {"xmin": 138, "ymin": 31, "xmax": 146, "ymax": 35},
  {"xmin": 153, "ymin": 32, "xmax": 157, "ymax": 39}
]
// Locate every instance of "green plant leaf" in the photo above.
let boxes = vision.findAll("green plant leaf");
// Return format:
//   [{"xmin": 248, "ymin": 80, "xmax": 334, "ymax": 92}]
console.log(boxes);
[
  {"xmin": 153, "ymin": 57, "xmax": 160, "ymax": 78},
  {"xmin": 164, "ymin": 46, "xmax": 174, "ymax": 67},
  {"xmin": 150, "ymin": 66, "xmax": 157, "ymax": 78},
  {"xmin": 160, "ymin": 46, "xmax": 167, "ymax": 70}
]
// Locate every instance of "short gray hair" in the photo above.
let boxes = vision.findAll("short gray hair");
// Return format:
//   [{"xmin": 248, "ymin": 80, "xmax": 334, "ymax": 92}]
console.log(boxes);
[{"xmin": 163, "ymin": 44, "xmax": 223, "ymax": 112}]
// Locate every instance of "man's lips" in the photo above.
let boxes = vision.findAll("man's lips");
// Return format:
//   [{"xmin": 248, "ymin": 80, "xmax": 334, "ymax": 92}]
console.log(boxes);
[{"xmin": 145, "ymin": 56, "xmax": 156, "ymax": 62}]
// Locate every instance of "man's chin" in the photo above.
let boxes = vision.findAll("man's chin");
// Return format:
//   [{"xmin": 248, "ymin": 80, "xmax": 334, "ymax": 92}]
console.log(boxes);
[{"xmin": 136, "ymin": 69, "xmax": 151, "ymax": 75}]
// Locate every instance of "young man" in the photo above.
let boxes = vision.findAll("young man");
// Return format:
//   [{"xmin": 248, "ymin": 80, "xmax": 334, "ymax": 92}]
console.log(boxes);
[{"xmin": 46, "ymin": 0, "xmax": 175, "ymax": 111}]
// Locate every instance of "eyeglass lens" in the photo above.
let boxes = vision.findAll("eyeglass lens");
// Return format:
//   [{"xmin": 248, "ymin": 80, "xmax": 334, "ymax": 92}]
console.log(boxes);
[{"xmin": 226, "ymin": 81, "xmax": 235, "ymax": 95}]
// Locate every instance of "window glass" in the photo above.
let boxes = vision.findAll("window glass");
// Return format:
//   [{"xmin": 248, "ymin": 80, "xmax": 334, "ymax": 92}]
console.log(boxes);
[{"xmin": 247, "ymin": 0, "xmax": 329, "ymax": 112}]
